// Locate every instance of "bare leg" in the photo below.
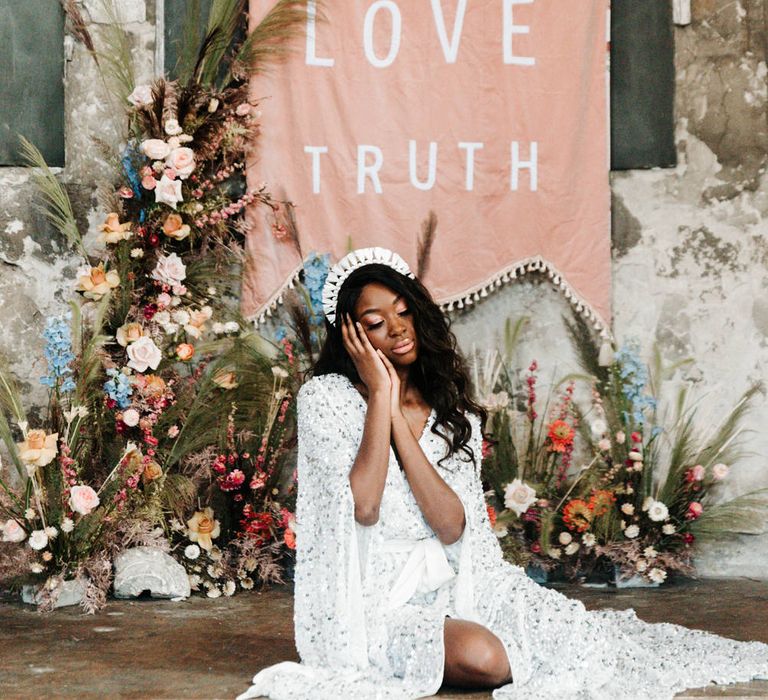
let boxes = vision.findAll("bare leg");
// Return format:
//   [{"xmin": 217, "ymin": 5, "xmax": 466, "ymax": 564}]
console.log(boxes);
[{"xmin": 442, "ymin": 618, "xmax": 513, "ymax": 689}]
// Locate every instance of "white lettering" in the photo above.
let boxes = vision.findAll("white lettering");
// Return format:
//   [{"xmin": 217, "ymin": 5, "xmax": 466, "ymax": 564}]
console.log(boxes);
[
  {"xmin": 304, "ymin": 146, "xmax": 328, "ymax": 194},
  {"xmin": 510, "ymin": 141, "xmax": 538, "ymax": 191},
  {"xmin": 305, "ymin": 1, "xmax": 334, "ymax": 67},
  {"xmin": 430, "ymin": 0, "xmax": 468, "ymax": 64},
  {"xmin": 503, "ymin": 0, "xmax": 535, "ymax": 66},
  {"xmin": 363, "ymin": 1, "xmax": 402, "ymax": 68},
  {"xmin": 357, "ymin": 145, "xmax": 384, "ymax": 193},
  {"xmin": 458, "ymin": 142, "xmax": 483, "ymax": 190},
  {"xmin": 409, "ymin": 140, "xmax": 438, "ymax": 190}
]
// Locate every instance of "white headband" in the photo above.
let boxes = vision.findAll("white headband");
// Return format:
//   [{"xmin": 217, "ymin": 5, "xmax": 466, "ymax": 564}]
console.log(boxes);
[{"xmin": 321, "ymin": 247, "xmax": 415, "ymax": 325}]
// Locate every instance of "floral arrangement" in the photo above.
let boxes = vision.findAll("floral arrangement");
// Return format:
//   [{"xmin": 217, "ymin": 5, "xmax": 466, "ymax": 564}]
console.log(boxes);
[
  {"xmin": 477, "ymin": 315, "xmax": 768, "ymax": 585},
  {"xmin": 0, "ymin": 1, "xmax": 310, "ymax": 610}
]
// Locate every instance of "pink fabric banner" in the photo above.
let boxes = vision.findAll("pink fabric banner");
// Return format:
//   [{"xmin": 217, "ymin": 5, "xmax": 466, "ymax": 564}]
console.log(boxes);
[{"xmin": 244, "ymin": 0, "xmax": 611, "ymax": 330}]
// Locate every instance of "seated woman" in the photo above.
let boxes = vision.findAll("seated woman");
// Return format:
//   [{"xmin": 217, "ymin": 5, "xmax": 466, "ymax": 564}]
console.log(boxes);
[{"xmin": 239, "ymin": 247, "xmax": 768, "ymax": 699}]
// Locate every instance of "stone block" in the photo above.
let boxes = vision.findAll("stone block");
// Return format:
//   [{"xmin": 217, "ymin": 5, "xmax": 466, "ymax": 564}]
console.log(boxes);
[{"xmin": 21, "ymin": 578, "xmax": 87, "ymax": 609}]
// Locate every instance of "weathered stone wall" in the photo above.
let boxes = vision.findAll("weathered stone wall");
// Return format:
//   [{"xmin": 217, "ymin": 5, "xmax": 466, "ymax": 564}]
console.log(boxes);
[{"xmin": 1, "ymin": 1, "xmax": 766, "ymax": 575}]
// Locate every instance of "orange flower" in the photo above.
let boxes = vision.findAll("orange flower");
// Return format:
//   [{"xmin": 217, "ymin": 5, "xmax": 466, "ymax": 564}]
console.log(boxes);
[
  {"xmin": 137, "ymin": 374, "xmax": 167, "ymax": 398},
  {"xmin": 284, "ymin": 528, "xmax": 296, "ymax": 550},
  {"xmin": 176, "ymin": 343, "xmax": 194, "ymax": 361},
  {"xmin": 562, "ymin": 499, "xmax": 593, "ymax": 532},
  {"xmin": 547, "ymin": 419, "xmax": 575, "ymax": 453},
  {"xmin": 162, "ymin": 213, "xmax": 191, "ymax": 241},
  {"xmin": 588, "ymin": 489, "xmax": 616, "ymax": 517},
  {"xmin": 486, "ymin": 504, "xmax": 497, "ymax": 528}
]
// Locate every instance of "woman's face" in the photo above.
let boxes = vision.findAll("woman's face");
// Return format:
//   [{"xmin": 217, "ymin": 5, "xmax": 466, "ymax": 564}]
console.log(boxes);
[{"xmin": 352, "ymin": 282, "xmax": 418, "ymax": 366}]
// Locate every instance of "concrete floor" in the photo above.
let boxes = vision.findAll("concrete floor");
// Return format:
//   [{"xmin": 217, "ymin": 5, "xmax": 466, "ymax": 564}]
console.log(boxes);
[{"xmin": 1, "ymin": 578, "xmax": 767, "ymax": 699}]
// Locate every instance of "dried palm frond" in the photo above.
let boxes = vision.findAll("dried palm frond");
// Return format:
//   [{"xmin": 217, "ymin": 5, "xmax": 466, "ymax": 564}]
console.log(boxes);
[
  {"xmin": 0, "ymin": 359, "xmax": 27, "ymax": 481},
  {"xmin": 564, "ymin": 313, "xmax": 609, "ymax": 385},
  {"xmin": 90, "ymin": 0, "xmax": 136, "ymax": 103},
  {"xmin": 231, "ymin": 0, "xmax": 314, "ymax": 83},
  {"xmin": 173, "ymin": 0, "xmax": 208, "ymax": 84},
  {"xmin": 689, "ymin": 489, "xmax": 768, "ymax": 540},
  {"xmin": 417, "ymin": 210, "xmax": 437, "ymax": 279},
  {"xmin": 61, "ymin": 0, "xmax": 98, "ymax": 64},
  {"xmin": 18, "ymin": 137, "xmax": 85, "ymax": 257}
]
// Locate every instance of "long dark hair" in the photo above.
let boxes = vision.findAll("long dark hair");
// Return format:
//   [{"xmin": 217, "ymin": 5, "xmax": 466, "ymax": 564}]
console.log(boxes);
[{"xmin": 313, "ymin": 264, "xmax": 486, "ymax": 466}]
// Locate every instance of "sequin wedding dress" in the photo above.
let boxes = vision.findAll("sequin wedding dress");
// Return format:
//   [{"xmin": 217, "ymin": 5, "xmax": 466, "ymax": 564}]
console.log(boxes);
[{"xmin": 238, "ymin": 373, "xmax": 768, "ymax": 700}]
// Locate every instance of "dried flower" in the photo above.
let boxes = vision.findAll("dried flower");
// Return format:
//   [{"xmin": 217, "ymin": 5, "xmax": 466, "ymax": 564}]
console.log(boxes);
[
  {"xmin": 647, "ymin": 500, "xmax": 669, "ymax": 522},
  {"xmin": 503, "ymin": 479, "xmax": 537, "ymax": 516},
  {"xmin": 624, "ymin": 524, "xmax": 640, "ymax": 539}
]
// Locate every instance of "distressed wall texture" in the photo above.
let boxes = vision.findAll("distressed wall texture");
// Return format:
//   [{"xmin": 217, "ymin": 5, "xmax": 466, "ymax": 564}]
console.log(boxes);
[{"xmin": 0, "ymin": 1, "xmax": 766, "ymax": 576}]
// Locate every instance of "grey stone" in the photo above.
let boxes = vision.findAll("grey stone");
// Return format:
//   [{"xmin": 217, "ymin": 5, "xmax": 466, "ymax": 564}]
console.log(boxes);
[
  {"xmin": 113, "ymin": 546, "xmax": 190, "ymax": 600},
  {"xmin": 21, "ymin": 578, "xmax": 87, "ymax": 609},
  {"xmin": 84, "ymin": 0, "xmax": 146, "ymax": 24}
]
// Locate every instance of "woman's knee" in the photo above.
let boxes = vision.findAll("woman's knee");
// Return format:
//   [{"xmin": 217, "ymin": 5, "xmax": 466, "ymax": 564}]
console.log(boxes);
[{"xmin": 457, "ymin": 628, "xmax": 511, "ymax": 687}]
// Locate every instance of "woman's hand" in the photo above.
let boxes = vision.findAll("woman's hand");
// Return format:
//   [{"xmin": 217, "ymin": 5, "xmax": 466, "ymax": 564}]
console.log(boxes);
[
  {"xmin": 341, "ymin": 314, "xmax": 391, "ymax": 395},
  {"xmin": 376, "ymin": 349, "xmax": 403, "ymax": 420}
]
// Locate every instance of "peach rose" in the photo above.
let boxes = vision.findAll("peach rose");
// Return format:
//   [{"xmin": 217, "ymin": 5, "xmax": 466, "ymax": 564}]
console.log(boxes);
[
  {"xmin": 126, "ymin": 336, "xmax": 162, "ymax": 373},
  {"xmin": 176, "ymin": 343, "xmax": 194, "ymax": 361},
  {"xmin": 141, "ymin": 174, "xmax": 157, "ymax": 190},
  {"xmin": 184, "ymin": 306, "xmax": 212, "ymax": 339},
  {"xmin": 76, "ymin": 263, "xmax": 120, "ymax": 300},
  {"xmin": 69, "ymin": 484, "xmax": 100, "ymax": 516},
  {"xmin": 162, "ymin": 213, "xmax": 191, "ymax": 241},
  {"xmin": 142, "ymin": 460, "xmax": 163, "ymax": 483},
  {"xmin": 165, "ymin": 147, "xmax": 196, "ymax": 179},
  {"xmin": 186, "ymin": 507, "xmax": 220, "ymax": 552},
  {"xmin": 141, "ymin": 139, "xmax": 171, "ymax": 160},
  {"xmin": 139, "ymin": 374, "xmax": 167, "ymax": 398},
  {"xmin": 17, "ymin": 429, "xmax": 58, "ymax": 467},
  {"xmin": 212, "ymin": 369, "xmax": 238, "ymax": 389},
  {"xmin": 99, "ymin": 212, "xmax": 132, "ymax": 245},
  {"xmin": 2, "ymin": 519, "xmax": 26, "ymax": 543},
  {"xmin": 116, "ymin": 322, "xmax": 145, "ymax": 347}
]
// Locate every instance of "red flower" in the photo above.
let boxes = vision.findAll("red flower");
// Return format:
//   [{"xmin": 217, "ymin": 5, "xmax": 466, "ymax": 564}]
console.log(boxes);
[
  {"xmin": 547, "ymin": 420, "xmax": 575, "ymax": 453},
  {"xmin": 482, "ymin": 438, "xmax": 493, "ymax": 459},
  {"xmin": 631, "ymin": 432, "xmax": 642, "ymax": 443},
  {"xmin": 530, "ymin": 541, "xmax": 542, "ymax": 554},
  {"xmin": 486, "ymin": 504, "xmax": 497, "ymax": 528},
  {"xmin": 562, "ymin": 499, "xmax": 593, "ymax": 532},
  {"xmin": 683, "ymin": 532, "xmax": 695, "ymax": 545}
]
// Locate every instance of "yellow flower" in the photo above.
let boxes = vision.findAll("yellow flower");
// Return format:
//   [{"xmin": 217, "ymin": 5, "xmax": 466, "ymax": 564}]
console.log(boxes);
[
  {"xmin": 76, "ymin": 263, "xmax": 120, "ymax": 300},
  {"xmin": 116, "ymin": 322, "xmax": 145, "ymax": 347},
  {"xmin": 186, "ymin": 507, "xmax": 220, "ymax": 552},
  {"xmin": 17, "ymin": 429, "xmax": 58, "ymax": 467},
  {"xmin": 99, "ymin": 212, "xmax": 132, "ymax": 245}
]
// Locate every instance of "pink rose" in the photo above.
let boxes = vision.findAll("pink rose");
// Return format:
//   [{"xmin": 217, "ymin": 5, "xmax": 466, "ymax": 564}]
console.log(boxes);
[
  {"xmin": 127, "ymin": 336, "xmax": 162, "ymax": 373},
  {"xmin": 2, "ymin": 518, "xmax": 26, "ymax": 543},
  {"xmin": 151, "ymin": 252, "xmax": 187, "ymax": 288},
  {"xmin": 154, "ymin": 174, "xmax": 183, "ymax": 209},
  {"xmin": 685, "ymin": 501, "xmax": 703, "ymax": 520},
  {"xmin": 141, "ymin": 175, "xmax": 157, "ymax": 190},
  {"xmin": 597, "ymin": 438, "xmax": 611, "ymax": 451},
  {"xmin": 157, "ymin": 292, "xmax": 172, "ymax": 308},
  {"xmin": 712, "ymin": 463, "xmax": 729, "ymax": 480},
  {"xmin": 691, "ymin": 464, "xmax": 705, "ymax": 481},
  {"xmin": 141, "ymin": 139, "xmax": 171, "ymax": 160},
  {"xmin": 69, "ymin": 485, "xmax": 100, "ymax": 516},
  {"xmin": 122, "ymin": 408, "xmax": 140, "ymax": 427},
  {"xmin": 166, "ymin": 147, "xmax": 196, "ymax": 179}
]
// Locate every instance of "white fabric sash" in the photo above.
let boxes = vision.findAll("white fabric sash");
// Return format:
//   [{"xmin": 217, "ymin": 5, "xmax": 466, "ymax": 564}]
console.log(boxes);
[{"xmin": 381, "ymin": 537, "xmax": 457, "ymax": 609}]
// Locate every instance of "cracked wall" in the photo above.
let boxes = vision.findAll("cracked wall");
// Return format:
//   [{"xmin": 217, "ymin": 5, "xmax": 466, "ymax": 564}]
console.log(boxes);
[{"xmin": 0, "ymin": 1, "xmax": 766, "ymax": 576}]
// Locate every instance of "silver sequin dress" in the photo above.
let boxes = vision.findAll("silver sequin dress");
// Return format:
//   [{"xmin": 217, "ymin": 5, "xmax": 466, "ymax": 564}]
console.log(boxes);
[{"xmin": 238, "ymin": 373, "xmax": 768, "ymax": 699}]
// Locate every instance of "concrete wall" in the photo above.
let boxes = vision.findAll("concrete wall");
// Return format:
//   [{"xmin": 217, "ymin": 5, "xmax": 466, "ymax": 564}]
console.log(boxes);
[{"xmin": 1, "ymin": 1, "xmax": 766, "ymax": 575}]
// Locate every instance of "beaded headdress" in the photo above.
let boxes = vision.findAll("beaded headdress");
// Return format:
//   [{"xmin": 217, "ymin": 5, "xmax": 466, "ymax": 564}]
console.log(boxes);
[{"xmin": 321, "ymin": 247, "xmax": 415, "ymax": 325}]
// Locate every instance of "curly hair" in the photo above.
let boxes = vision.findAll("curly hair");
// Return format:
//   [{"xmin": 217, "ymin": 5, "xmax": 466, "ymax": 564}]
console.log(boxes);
[{"xmin": 313, "ymin": 264, "xmax": 486, "ymax": 466}]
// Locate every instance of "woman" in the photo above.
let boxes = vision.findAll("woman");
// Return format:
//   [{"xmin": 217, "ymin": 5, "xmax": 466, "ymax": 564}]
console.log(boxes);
[{"xmin": 240, "ymin": 248, "xmax": 768, "ymax": 700}]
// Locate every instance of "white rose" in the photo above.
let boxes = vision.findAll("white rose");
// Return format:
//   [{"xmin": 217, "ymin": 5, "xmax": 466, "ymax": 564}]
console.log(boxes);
[
  {"xmin": 648, "ymin": 567, "xmax": 667, "ymax": 584},
  {"xmin": 154, "ymin": 174, "xmax": 184, "ymax": 209},
  {"xmin": 122, "ymin": 408, "xmax": 140, "ymax": 427},
  {"xmin": 184, "ymin": 544, "xmax": 201, "ymax": 560},
  {"xmin": 164, "ymin": 119, "xmax": 183, "ymax": 136},
  {"xmin": 128, "ymin": 84, "xmax": 154, "ymax": 107},
  {"xmin": 166, "ymin": 147, "xmax": 196, "ymax": 179},
  {"xmin": 712, "ymin": 463, "xmax": 730, "ymax": 480},
  {"xmin": 564, "ymin": 542, "xmax": 579, "ymax": 556},
  {"xmin": 69, "ymin": 484, "xmax": 101, "ymax": 515},
  {"xmin": 223, "ymin": 321, "xmax": 240, "ymax": 334},
  {"xmin": 647, "ymin": 500, "xmax": 669, "ymax": 522},
  {"xmin": 662, "ymin": 523, "xmax": 676, "ymax": 535},
  {"xmin": 590, "ymin": 418, "xmax": 607, "ymax": 438},
  {"xmin": 28, "ymin": 529, "xmax": 49, "ymax": 550},
  {"xmin": 621, "ymin": 503, "xmax": 635, "ymax": 515},
  {"xmin": 582, "ymin": 533, "xmax": 596, "ymax": 547},
  {"xmin": 2, "ymin": 519, "xmax": 26, "ymax": 543},
  {"xmin": 127, "ymin": 336, "xmax": 162, "ymax": 373},
  {"xmin": 503, "ymin": 478, "xmax": 537, "ymax": 516},
  {"xmin": 60, "ymin": 517, "xmax": 74, "ymax": 534},
  {"xmin": 558, "ymin": 531, "xmax": 572, "ymax": 545},
  {"xmin": 141, "ymin": 139, "xmax": 171, "ymax": 160},
  {"xmin": 624, "ymin": 524, "xmax": 640, "ymax": 539},
  {"xmin": 152, "ymin": 252, "xmax": 187, "ymax": 287}
]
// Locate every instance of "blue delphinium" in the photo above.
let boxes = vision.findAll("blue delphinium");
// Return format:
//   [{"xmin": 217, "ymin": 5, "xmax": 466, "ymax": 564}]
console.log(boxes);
[
  {"xmin": 303, "ymin": 252, "xmax": 331, "ymax": 319},
  {"xmin": 40, "ymin": 313, "xmax": 77, "ymax": 393},
  {"xmin": 121, "ymin": 143, "xmax": 143, "ymax": 198},
  {"xmin": 614, "ymin": 339, "xmax": 657, "ymax": 427},
  {"xmin": 103, "ymin": 368, "xmax": 133, "ymax": 409}
]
